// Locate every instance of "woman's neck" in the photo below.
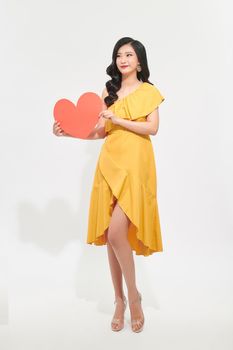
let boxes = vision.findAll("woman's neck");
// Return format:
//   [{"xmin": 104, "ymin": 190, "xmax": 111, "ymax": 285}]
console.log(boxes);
[{"xmin": 121, "ymin": 75, "xmax": 141, "ymax": 88}]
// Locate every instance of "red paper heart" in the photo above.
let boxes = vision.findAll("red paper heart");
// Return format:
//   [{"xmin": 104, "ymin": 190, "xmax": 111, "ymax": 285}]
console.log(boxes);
[{"xmin": 53, "ymin": 92, "xmax": 103, "ymax": 139}]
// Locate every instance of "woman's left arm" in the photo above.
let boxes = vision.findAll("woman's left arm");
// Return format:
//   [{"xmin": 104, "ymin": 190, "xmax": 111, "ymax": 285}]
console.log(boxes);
[{"xmin": 100, "ymin": 108, "xmax": 160, "ymax": 136}]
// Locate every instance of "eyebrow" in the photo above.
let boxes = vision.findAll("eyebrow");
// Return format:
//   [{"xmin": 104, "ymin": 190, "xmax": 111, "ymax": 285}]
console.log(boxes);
[{"xmin": 117, "ymin": 51, "xmax": 134, "ymax": 54}]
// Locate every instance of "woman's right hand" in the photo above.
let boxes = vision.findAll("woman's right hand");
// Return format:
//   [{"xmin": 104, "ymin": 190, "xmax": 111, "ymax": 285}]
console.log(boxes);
[{"xmin": 53, "ymin": 121, "xmax": 69, "ymax": 137}]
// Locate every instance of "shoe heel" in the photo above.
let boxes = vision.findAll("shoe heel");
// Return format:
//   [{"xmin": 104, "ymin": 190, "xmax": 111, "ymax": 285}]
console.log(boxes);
[
  {"xmin": 111, "ymin": 295, "xmax": 127, "ymax": 332},
  {"xmin": 130, "ymin": 291, "xmax": 144, "ymax": 333}
]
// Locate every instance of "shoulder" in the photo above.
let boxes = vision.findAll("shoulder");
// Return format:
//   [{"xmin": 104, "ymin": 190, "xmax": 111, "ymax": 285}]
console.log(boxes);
[
  {"xmin": 100, "ymin": 87, "xmax": 108, "ymax": 110},
  {"xmin": 97, "ymin": 87, "xmax": 108, "ymax": 129},
  {"xmin": 101, "ymin": 87, "xmax": 108, "ymax": 99}
]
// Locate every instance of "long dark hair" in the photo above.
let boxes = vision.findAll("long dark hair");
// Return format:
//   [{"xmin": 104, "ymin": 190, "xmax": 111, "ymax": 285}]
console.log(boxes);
[{"xmin": 104, "ymin": 37, "xmax": 153, "ymax": 107}]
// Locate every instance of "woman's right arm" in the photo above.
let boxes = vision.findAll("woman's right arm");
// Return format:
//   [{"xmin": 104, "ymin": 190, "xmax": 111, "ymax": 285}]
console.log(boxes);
[
  {"xmin": 53, "ymin": 87, "xmax": 108, "ymax": 140},
  {"xmin": 86, "ymin": 87, "xmax": 108, "ymax": 139}
]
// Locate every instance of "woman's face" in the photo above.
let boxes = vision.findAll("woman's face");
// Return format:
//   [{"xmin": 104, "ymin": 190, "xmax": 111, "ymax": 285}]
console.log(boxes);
[{"xmin": 116, "ymin": 44, "xmax": 140, "ymax": 76}]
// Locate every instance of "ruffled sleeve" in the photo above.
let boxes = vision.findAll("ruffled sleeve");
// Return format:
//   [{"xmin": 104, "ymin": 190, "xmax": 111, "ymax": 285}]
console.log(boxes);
[{"xmin": 125, "ymin": 84, "xmax": 165, "ymax": 120}]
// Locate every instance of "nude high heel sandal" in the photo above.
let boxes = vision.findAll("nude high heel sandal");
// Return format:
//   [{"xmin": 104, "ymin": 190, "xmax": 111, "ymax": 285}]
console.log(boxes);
[
  {"xmin": 130, "ymin": 291, "xmax": 145, "ymax": 333},
  {"xmin": 111, "ymin": 295, "xmax": 127, "ymax": 331}
]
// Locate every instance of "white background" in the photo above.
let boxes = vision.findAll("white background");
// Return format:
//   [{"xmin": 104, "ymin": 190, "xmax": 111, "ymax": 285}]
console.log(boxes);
[{"xmin": 1, "ymin": 0, "xmax": 233, "ymax": 349}]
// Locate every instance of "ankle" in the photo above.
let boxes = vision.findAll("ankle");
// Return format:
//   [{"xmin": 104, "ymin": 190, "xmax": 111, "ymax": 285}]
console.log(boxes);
[
  {"xmin": 128, "ymin": 288, "xmax": 139, "ymax": 301},
  {"xmin": 129, "ymin": 293, "xmax": 142, "ymax": 307},
  {"xmin": 114, "ymin": 293, "xmax": 126, "ymax": 302}
]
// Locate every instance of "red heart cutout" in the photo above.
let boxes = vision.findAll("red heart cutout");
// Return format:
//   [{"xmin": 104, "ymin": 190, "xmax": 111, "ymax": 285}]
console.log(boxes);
[{"xmin": 53, "ymin": 92, "xmax": 103, "ymax": 139}]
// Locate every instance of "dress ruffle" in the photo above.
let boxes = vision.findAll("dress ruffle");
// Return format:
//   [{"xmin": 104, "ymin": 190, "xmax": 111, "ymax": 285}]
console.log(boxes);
[
  {"xmin": 105, "ymin": 82, "xmax": 165, "ymax": 133},
  {"xmin": 125, "ymin": 83, "xmax": 165, "ymax": 119}
]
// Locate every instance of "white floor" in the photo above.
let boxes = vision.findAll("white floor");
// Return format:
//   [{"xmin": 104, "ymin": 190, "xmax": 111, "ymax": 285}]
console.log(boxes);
[{"xmin": 1, "ymin": 266, "xmax": 232, "ymax": 350}]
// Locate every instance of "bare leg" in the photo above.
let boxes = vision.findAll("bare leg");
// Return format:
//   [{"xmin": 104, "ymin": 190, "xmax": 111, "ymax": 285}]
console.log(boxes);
[
  {"xmin": 107, "ymin": 201, "xmax": 144, "ymax": 331},
  {"xmin": 107, "ymin": 240, "xmax": 127, "ymax": 330},
  {"xmin": 107, "ymin": 241, "xmax": 125, "ymax": 300},
  {"xmin": 106, "ymin": 197, "xmax": 126, "ymax": 330}
]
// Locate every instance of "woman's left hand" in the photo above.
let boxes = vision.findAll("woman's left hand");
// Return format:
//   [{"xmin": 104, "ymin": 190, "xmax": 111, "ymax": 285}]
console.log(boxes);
[{"xmin": 99, "ymin": 110, "xmax": 119, "ymax": 125}]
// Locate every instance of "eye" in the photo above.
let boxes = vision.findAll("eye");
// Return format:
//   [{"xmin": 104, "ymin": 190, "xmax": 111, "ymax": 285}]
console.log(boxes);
[{"xmin": 116, "ymin": 54, "xmax": 132, "ymax": 57}]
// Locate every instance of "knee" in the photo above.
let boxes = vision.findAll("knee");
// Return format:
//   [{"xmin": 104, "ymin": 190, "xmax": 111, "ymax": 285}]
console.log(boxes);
[{"xmin": 107, "ymin": 228, "xmax": 121, "ymax": 247}]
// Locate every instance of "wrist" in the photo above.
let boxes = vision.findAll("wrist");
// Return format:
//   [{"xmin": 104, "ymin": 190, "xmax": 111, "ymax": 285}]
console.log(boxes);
[{"xmin": 113, "ymin": 116, "xmax": 120, "ymax": 125}]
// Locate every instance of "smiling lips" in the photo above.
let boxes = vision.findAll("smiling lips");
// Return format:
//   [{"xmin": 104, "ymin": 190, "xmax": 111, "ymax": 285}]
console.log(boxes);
[{"xmin": 121, "ymin": 65, "xmax": 129, "ymax": 68}]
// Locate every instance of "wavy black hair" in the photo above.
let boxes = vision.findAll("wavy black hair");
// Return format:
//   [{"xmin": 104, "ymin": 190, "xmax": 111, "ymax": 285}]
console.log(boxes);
[{"xmin": 104, "ymin": 37, "xmax": 153, "ymax": 107}]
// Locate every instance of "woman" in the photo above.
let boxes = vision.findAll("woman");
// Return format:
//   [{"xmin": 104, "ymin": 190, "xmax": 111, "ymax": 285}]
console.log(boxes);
[{"xmin": 53, "ymin": 37, "xmax": 165, "ymax": 333}]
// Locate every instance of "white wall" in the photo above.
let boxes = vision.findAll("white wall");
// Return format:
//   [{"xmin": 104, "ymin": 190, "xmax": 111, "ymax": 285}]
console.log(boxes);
[{"xmin": 1, "ymin": 0, "xmax": 232, "ymax": 349}]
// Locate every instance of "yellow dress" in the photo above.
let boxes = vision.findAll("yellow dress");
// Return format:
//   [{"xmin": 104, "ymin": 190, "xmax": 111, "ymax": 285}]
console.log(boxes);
[{"xmin": 86, "ymin": 82, "xmax": 165, "ymax": 256}]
